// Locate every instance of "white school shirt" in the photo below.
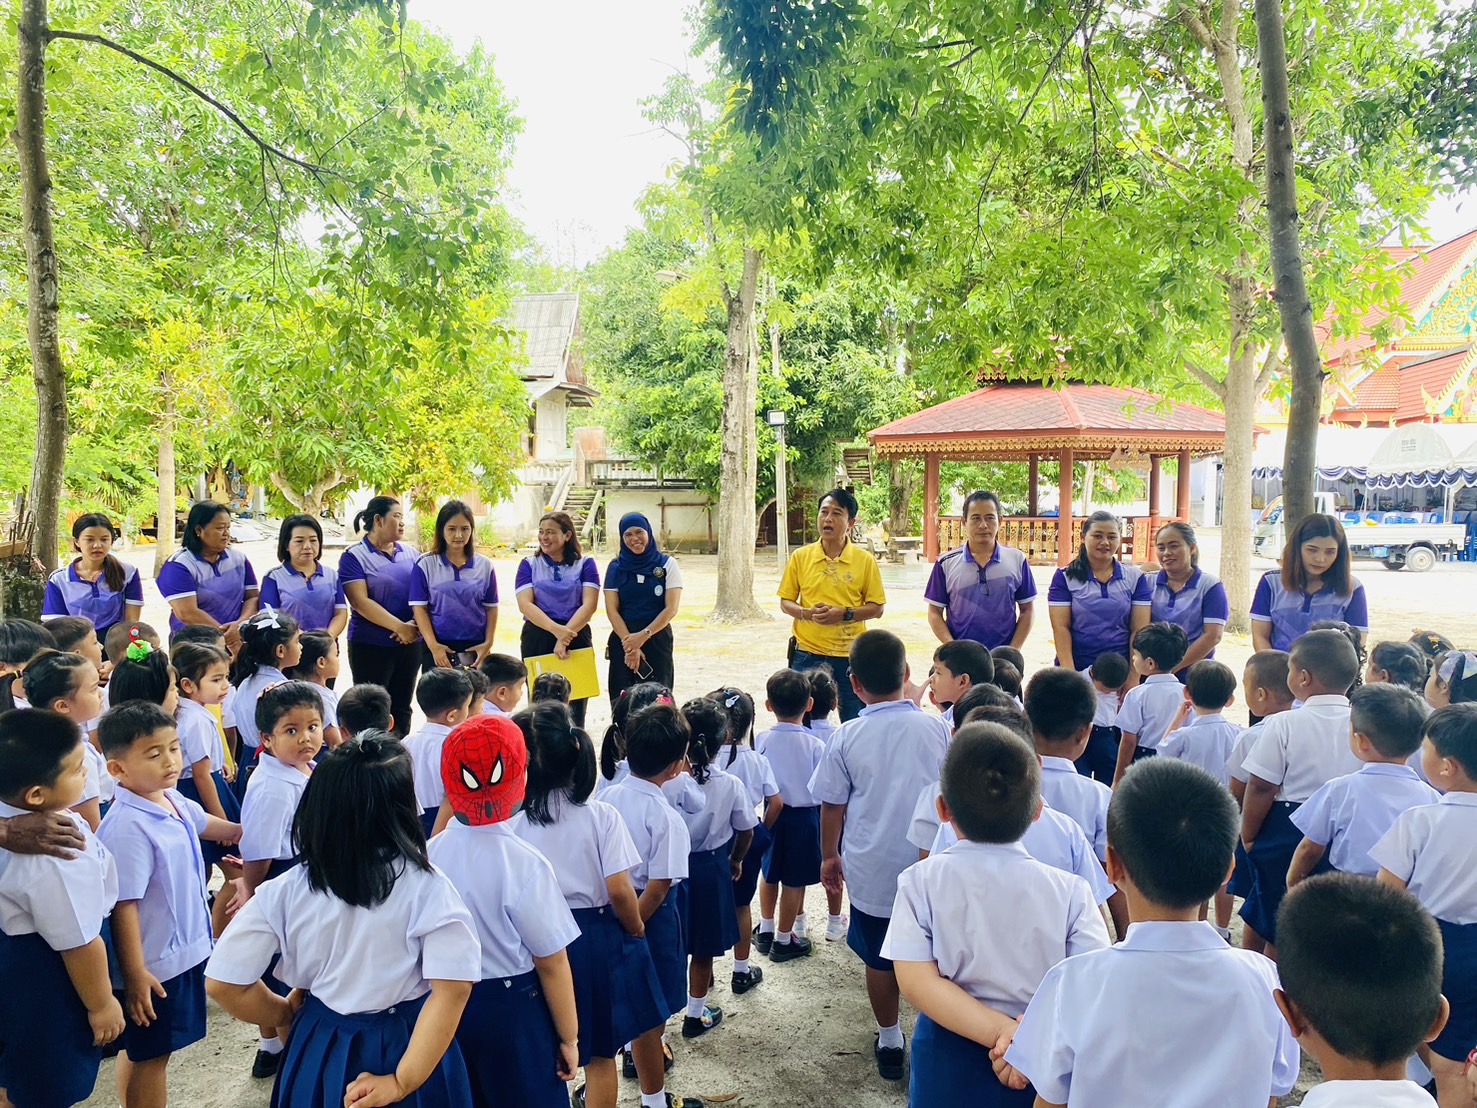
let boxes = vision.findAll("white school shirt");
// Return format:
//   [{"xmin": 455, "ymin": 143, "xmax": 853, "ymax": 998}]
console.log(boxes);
[
  {"xmin": 204, "ymin": 863, "xmax": 480, "ymax": 1014},
  {"xmin": 808, "ymin": 718, "xmax": 840, "ymax": 749},
  {"xmin": 1115, "ymin": 674, "xmax": 1185, "ymax": 750},
  {"xmin": 239, "ymin": 753, "xmax": 310, "ymax": 863},
  {"xmin": 97, "ymin": 787, "xmax": 213, "ymax": 981},
  {"xmin": 1039, "ymin": 756, "xmax": 1111, "ymax": 862},
  {"xmin": 1369, "ymin": 793, "xmax": 1477, "ymax": 924},
  {"xmin": 226, "ymin": 666, "xmax": 287, "ymax": 748},
  {"xmin": 509, "ymin": 791, "xmax": 640, "ymax": 909},
  {"xmin": 1300, "ymin": 1081, "xmax": 1438, "ymax": 1107},
  {"xmin": 721, "ymin": 745, "xmax": 778, "ymax": 810},
  {"xmin": 1292, "ymin": 763, "xmax": 1441, "ymax": 877},
  {"xmin": 1005, "ymin": 921, "xmax": 1299, "ymax": 1108},
  {"xmin": 881, "ymin": 840, "xmax": 1108, "ymax": 1016},
  {"xmin": 312, "ymin": 684, "xmax": 339, "ymax": 731},
  {"xmin": 595, "ymin": 760, "xmax": 631, "ymax": 796},
  {"xmin": 1226, "ymin": 721, "xmax": 1266, "ymax": 785},
  {"xmin": 1158, "ymin": 713, "xmax": 1242, "ymax": 786},
  {"xmin": 404, "ymin": 722, "xmax": 454, "ymax": 811},
  {"xmin": 80, "ymin": 740, "xmax": 116, "ymax": 805},
  {"xmin": 0, "ymin": 803, "xmax": 117, "ymax": 948},
  {"xmin": 1241, "ymin": 695, "xmax": 1358, "ymax": 802},
  {"xmin": 669, "ymin": 767, "xmax": 758, "ymax": 853},
  {"xmin": 177, "ymin": 698, "xmax": 226, "ymax": 774},
  {"xmin": 1092, "ymin": 688, "xmax": 1118, "ymax": 728},
  {"xmin": 601, "ymin": 776, "xmax": 691, "ymax": 889},
  {"xmin": 756, "ymin": 723, "xmax": 825, "ymax": 807},
  {"xmin": 427, "ymin": 821, "xmax": 580, "ymax": 980}
]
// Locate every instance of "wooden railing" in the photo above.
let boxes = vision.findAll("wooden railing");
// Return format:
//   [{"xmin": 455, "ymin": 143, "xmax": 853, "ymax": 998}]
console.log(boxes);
[{"xmin": 937, "ymin": 515, "xmax": 1166, "ymax": 565}]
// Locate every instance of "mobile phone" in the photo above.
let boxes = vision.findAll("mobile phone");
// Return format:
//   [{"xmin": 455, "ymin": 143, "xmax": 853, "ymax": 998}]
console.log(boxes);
[
  {"xmin": 452, "ymin": 650, "xmax": 478, "ymax": 669},
  {"xmin": 636, "ymin": 657, "xmax": 656, "ymax": 680}
]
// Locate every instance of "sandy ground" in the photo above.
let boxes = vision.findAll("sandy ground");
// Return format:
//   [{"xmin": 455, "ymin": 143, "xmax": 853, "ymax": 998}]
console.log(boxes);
[{"xmin": 77, "ymin": 529, "xmax": 1469, "ymax": 1107}]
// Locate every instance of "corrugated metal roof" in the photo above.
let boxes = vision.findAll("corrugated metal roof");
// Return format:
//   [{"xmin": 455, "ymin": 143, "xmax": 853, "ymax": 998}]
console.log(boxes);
[{"xmin": 508, "ymin": 293, "xmax": 580, "ymax": 382}]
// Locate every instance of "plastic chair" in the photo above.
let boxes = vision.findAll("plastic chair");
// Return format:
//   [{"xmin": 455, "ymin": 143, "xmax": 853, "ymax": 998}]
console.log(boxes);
[
  {"xmin": 1340, "ymin": 511, "xmax": 1362, "ymax": 525},
  {"xmin": 1364, "ymin": 511, "xmax": 1386, "ymax": 523},
  {"xmin": 1427, "ymin": 512, "xmax": 1446, "ymax": 524}
]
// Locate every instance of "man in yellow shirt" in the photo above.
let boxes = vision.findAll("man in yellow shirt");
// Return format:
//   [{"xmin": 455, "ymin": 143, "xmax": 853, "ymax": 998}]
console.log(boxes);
[{"xmin": 778, "ymin": 488, "xmax": 886, "ymax": 720}]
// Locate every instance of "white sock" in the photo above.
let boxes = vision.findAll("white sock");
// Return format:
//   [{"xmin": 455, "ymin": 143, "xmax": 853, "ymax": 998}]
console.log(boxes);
[
  {"xmin": 640, "ymin": 1092, "xmax": 667, "ymax": 1108},
  {"xmin": 758, "ymin": 917, "xmax": 775, "ymax": 934},
  {"xmin": 775, "ymin": 929, "xmax": 792, "ymax": 944},
  {"xmin": 829, "ymin": 913, "xmax": 844, "ymax": 925},
  {"xmin": 1213, "ymin": 925, "xmax": 1232, "ymax": 940},
  {"xmin": 733, "ymin": 958, "xmax": 750, "ymax": 974},
  {"xmin": 877, "ymin": 1023, "xmax": 905, "ymax": 1050},
  {"xmin": 686, "ymin": 994, "xmax": 707, "ymax": 1019},
  {"xmin": 795, "ymin": 912, "xmax": 809, "ymax": 930},
  {"xmin": 259, "ymin": 1035, "xmax": 284, "ymax": 1055}
]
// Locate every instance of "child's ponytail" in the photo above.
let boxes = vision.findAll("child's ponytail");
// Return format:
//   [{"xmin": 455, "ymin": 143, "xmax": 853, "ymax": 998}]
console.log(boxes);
[
  {"xmin": 601, "ymin": 681, "xmax": 673, "ymax": 781},
  {"xmin": 520, "ymin": 702, "xmax": 598, "ymax": 823},
  {"xmin": 233, "ymin": 608, "xmax": 300, "ymax": 685},
  {"xmin": 20, "ymin": 649, "xmax": 90, "ymax": 709},
  {"xmin": 681, "ymin": 697, "xmax": 728, "ymax": 785},
  {"xmin": 109, "ymin": 635, "xmax": 174, "ymax": 707},
  {"xmin": 710, "ymin": 686, "xmax": 755, "ymax": 767}
]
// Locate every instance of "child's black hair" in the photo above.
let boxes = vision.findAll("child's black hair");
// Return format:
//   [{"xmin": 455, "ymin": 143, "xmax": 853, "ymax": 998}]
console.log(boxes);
[
  {"xmin": 531, "ymin": 672, "xmax": 572, "ymax": 704},
  {"xmin": 1368, "ymin": 641, "xmax": 1429, "ymax": 693},
  {"xmin": 1107, "ymin": 758, "xmax": 1237, "ymax": 909},
  {"xmin": 168, "ymin": 624, "xmax": 226, "ymax": 651},
  {"xmin": 1244, "ymin": 650, "xmax": 1294, "ymax": 704},
  {"xmin": 0, "ymin": 709, "xmax": 82, "ymax": 796},
  {"xmin": 232, "ymin": 609, "xmax": 301, "ymax": 685},
  {"xmin": 934, "ymin": 640, "xmax": 994, "ymax": 690},
  {"xmin": 804, "ymin": 668, "xmax": 838, "ymax": 723},
  {"xmin": 1409, "ymin": 629, "xmax": 1455, "ymax": 663},
  {"xmin": 951, "ymin": 682, "xmax": 1016, "ymax": 732},
  {"xmin": 293, "ymin": 731, "xmax": 431, "ymax": 908},
  {"xmin": 601, "ymin": 681, "xmax": 670, "ymax": 781},
  {"xmin": 109, "ymin": 648, "xmax": 174, "ymax": 707},
  {"xmin": 337, "ymin": 683, "xmax": 392, "ymax": 738},
  {"xmin": 415, "ymin": 667, "xmax": 474, "ymax": 718},
  {"xmin": 1132, "ymin": 621, "xmax": 1189, "ymax": 672},
  {"xmin": 941, "ymin": 722, "xmax": 1040, "ymax": 844},
  {"xmin": 20, "ymin": 650, "xmax": 92, "ymax": 710},
  {"xmin": 103, "ymin": 621, "xmax": 157, "ymax": 666},
  {"xmin": 848, "ymin": 630, "xmax": 906, "ymax": 697},
  {"xmin": 681, "ymin": 697, "xmax": 729, "ymax": 785},
  {"xmin": 990, "ymin": 645, "xmax": 1026, "ymax": 677},
  {"xmin": 1088, "ymin": 651, "xmax": 1130, "ymax": 691},
  {"xmin": 45, "ymin": 616, "xmax": 96, "ymax": 653},
  {"xmin": 172, "ymin": 642, "xmax": 231, "ymax": 689},
  {"xmin": 711, "ymin": 686, "xmax": 757, "ymax": 768},
  {"xmin": 285, "ymin": 631, "xmax": 335, "ymax": 681},
  {"xmin": 625, "ymin": 702, "xmax": 690, "ymax": 778},
  {"xmin": 1290, "ymin": 629, "xmax": 1361, "ymax": 695},
  {"xmin": 990, "ymin": 660, "xmax": 1022, "ymax": 700},
  {"xmin": 517, "ymin": 701, "xmax": 597, "ymax": 823},
  {"xmin": 1433, "ymin": 651, "xmax": 1477, "ymax": 705},
  {"xmin": 1276, "ymin": 874, "xmax": 1443, "ymax": 1065},
  {"xmin": 1184, "ymin": 660, "xmax": 1236, "ymax": 711},
  {"xmin": 1310, "ymin": 620, "xmax": 1366, "ymax": 689},
  {"xmin": 255, "ymin": 680, "xmax": 325, "ymax": 738},
  {"xmin": 766, "ymin": 669, "xmax": 811, "ymax": 720},
  {"xmin": 1024, "ymin": 667, "xmax": 1097, "ymax": 745},
  {"xmin": 479, "ymin": 653, "xmax": 527, "ymax": 688},
  {"xmin": 98, "ymin": 701, "xmax": 176, "ymax": 758},
  {"xmin": 464, "ymin": 666, "xmax": 491, "ymax": 705},
  {"xmin": 1425, "ymin": 702, "xmax": 1477, "ymax": 778},
  {"xmin": 0, "ymin": 620, "xmax": 55, "ymax": 711},
  {"xmin": 959, "ymin": 704, "xmax": 1033, "ymax": 742},
  {"xmin": 1349, "ymin": 684, "xmax": 1427, "ymax": 759}
]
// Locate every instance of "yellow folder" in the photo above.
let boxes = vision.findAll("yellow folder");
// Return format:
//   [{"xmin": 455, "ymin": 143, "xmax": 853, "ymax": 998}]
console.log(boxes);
[{"xmin": 524, "ymin": 647, "xmax": 602, "ymax": 701}]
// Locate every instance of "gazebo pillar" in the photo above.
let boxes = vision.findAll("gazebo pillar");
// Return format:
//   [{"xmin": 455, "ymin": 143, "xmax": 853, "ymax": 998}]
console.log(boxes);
[
  {"xmin": 1176, "ymin": 448, "xmax": 1192, "ymax": 520},
  {"xmin": 1028, "ymin": 455, "xmax": 1040, "ymax": 516},
  {"xmin": 1148, "ymin": 455, "xmax": 1161, "ymax": 518},
  {"xmin": 924, "ymin": 453, "xmax": 941, "ymax": 561},
  {"xmin": 1057, "ymin": 448, "xmax": 1075, "ymax": 567}
]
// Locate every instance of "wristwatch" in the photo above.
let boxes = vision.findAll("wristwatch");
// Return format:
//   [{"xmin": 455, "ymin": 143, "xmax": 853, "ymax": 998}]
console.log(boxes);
[{"xmin": 843, "ymin": 607, "xmax": 855, "ymax": 623}]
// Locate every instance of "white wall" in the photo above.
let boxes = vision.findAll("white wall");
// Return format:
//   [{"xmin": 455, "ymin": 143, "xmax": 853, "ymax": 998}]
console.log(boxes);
[{"xmin": 534, "ymin": 393, "xmax": 571, "ymax": 461}]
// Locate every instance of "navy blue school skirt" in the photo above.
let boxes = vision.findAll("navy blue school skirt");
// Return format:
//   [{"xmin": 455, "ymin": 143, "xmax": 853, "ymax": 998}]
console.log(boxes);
[
  {"xmin": 733, "ymin": 821, "xmax": 772, "ymax": 906},
  {"xmin": 455, "ymin": 971, "xmax": 566, "ymax": 1108},
  {"xmin": 644, "ymin": 891, "xmax": 687, "ymax": 1018},
  {"xmin": 567, "ymin": 905, "xmax": 666, "ymax": 1064},
  {"xmin": 116, "ymin": 959, "xmax": 207, "ymax": 1062},
  {"xmin": 911, "ymin": 1013, "xmax": 1036, "ymax": 1107},
  {"xmin": 273, "ymin": 992, "xmax": 472, "ymax": 1108},
  {"xmin": 684, "ymin": 843, "xmax": 740, "ymax": 959},
  {"xmin": 1432, "ymin": 918, "xmax": 1477, "ymax": 1061},
  {"xmin": 1241, "ymin": 801, "xmax": 1328, "ymax": 944},
  {"xmin": 235, "ymin": 746, "xmax": 263, "ymax": 802},
  {"xmin": 763, "ymin": 805, "xmax": 822, "ymax": 888},
  {"xmin": 1227, "ymin": 838, "xmax": 1254, "ymax": 899},
  {"xmin": 178, "ymin": 768, "xmax": 242, "ymax": 868},
  {"xmin": 1075, "ymin": 725, "xmax": 1120, "ymax": 783},
  {"xmin": 0, "ymin": 930, "xmax": 102, "ymax": 1107},
  {"xmin": 419, "ymin": 807, "xmax": 438, "ymax": 840}
]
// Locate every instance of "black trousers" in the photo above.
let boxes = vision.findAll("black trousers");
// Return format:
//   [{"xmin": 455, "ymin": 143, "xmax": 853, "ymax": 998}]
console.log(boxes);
[
  {"xmin": 521, "ymin": 622, "xmax": 593, "ymax": 729},
  {"xmin": 347, "ymin": 639, "xmax": 421, "ymax": 738},
  {"xmin": 607, "ymin": 626, "xmax": 675, "ymax": 708}
]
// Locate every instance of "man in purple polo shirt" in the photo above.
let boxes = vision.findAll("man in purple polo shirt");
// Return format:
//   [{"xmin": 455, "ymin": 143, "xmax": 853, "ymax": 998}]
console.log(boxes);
[{"xmin": 924, "ymin": 491, "xmax": 1037, "ymax": 650}]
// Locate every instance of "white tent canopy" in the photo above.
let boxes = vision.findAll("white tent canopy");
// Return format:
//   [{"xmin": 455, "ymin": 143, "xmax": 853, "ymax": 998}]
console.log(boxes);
[{"xmin": 1254, "ymin": 424, "xmax": 1477, "ymax": 487}]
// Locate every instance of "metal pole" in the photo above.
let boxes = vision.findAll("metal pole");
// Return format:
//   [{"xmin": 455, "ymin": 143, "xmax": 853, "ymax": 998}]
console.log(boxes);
[{"xmin": 775, "ymin": 422, "xmax": 789, "ymax": 566}]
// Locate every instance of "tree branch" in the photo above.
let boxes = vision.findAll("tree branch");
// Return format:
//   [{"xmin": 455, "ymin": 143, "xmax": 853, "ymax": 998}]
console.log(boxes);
[
  {"xmin": 1179, "ymin": 8, "xmax": 1216, "ymax": 51},
  {"xmin": 1254, "ymin": 342, "xmax": 1284, "ymax": 397},
  {"xmin": 1183, "ymin": 359, "xmax": 1227, "ymax": 400}
]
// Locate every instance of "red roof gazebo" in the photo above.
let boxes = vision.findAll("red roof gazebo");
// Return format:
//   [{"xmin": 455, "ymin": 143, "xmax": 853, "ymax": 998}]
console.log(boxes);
[{"xmin": 867, "ymin": 381, "xmax": 1228, "ymax": 565}]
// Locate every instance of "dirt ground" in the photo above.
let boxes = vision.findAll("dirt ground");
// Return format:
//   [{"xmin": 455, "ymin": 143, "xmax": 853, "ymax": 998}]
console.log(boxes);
[{"xmin": 79, "ymin": 530, "xmax": 1467, "ymax": 1107}]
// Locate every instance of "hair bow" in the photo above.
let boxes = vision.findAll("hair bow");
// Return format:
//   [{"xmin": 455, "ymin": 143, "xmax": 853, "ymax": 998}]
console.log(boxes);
[
  {"xmin": 125, "ymin": 627, "xmax": 154, "ymax": 663},
  {"xmin": 250, "ymin": 606, "xmax": 283, "ymax": 630}
]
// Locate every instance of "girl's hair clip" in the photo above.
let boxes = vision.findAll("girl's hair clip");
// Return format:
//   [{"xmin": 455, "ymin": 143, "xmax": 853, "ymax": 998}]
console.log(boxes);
[
  {"xmin": 250, "ymin": 607, "xmax": 283, "ymax": 630},
  {"xmin": 724, "ymin": 692, "xmax": 741, "ymax": 709},
  {"xmin": 125, "ymin": 638, "xmax": 154, "ymax": 662}
]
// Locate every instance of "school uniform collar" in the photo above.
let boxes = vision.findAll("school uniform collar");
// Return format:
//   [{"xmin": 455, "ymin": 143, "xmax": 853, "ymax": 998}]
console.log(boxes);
[
  {"xmin": 961, "ymin": 542, "xmax": 1002, "ymax": 569},
  {"xmin": 858, "ymin": 699, "xmax": 920, "ymax": 718},
  {"xmin": 66, "ymin": 560, "xmax": 95, "ymax": 584},
  {"xmin": 1183, "ymin": 712, "xmax": 1228, "ymax": 728},
  {"xmin": 1357, "ymin": 762, "xmax": 1421, "ymax": 779},
  {"xmin": 943, "ymin": 839, "xmax": 1033, "ymax": 861},
  {"xmin": 625, "ymin": 776, "xmax": 668, "ymax": 802},
  {"xmin": 450, "ymin": 819, "xmax": 515, "ymax": 838},
  {"xmin": 1120, "ymin": 919, "xmax": 1228, "ymax": 951},
  {"xmin": 769, "ymin": 721, "xmax": 810, "ymax": 734},
  {"xmin": 1155, "ymin": 567, "xmax": 1203, "ymax": 593},
  {"xmin": 1040, "ymin": 756, "xmax": 1079, "ymax": 774},
  {"xmin": 0, "ymin": 800, "xmax": 33, "ymax": 819},
  {"xmin": 1301, "ymin": 694, "xmax": 1351, "ymax": 708},
  {"xmin": 178, "ymin": 698, "xmax": 215, "ymax": 723},
  {"xmin": 1143, "ymin": 674, "xmax": 1181, "ymax": 686},
  {"xmin": 1438, "ymin": 791, "xmax": 1477, "ymax": 809},
  {"xmin": 255, "ymin": 752, "xmax": 311, "ymax": 785},
  {"xmin": 418, "ymin": 721, "xmax": 453, "ymax": 741},
  {"xmin": 111, "ymin": 785, "xmax": 188, "ymax": 820}
]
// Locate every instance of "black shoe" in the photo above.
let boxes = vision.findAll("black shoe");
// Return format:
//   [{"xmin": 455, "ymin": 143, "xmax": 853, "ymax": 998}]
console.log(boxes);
[
  {"xmin": 731, "ymin": 965, "xmax": 765, "ymax": 994},
  {"xmin": 664, "ymin": 1096, "xmax": 704, "ymax": 1108},
  {"xmin": 621, "ymin": 1047, "xmax": 637, "ymax": 1079},
  {"xmin": 570, "ymin": 1083, "xmax": 587, "ymax": 1108},
  {"xmin": 681, "ymin": 1004, "xmax": 724, "ymax": 1039},
  {"xmin": 769, "ymin": 935, "xmax": 814, "ymax": 962},
  {"xmin": 752, "ymin": 925, "xmax": 773, "ymax": 955},
  {"xmin": 874, "ymin": 1036, "xmax": 905, "ymax": 1081},
  {"xmin": 251, "ymin": 1048, "xmax": 283, "ymax": 1079}
]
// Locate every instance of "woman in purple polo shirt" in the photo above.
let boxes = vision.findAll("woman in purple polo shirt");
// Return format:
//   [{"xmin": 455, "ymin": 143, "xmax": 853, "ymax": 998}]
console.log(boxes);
[
  {"xmin": 338, "ymin": 495, "xmax": 420, "ymax": 737},
  {"xmin": 515, "ymin": 511, "xmax": 600, "ymax": 728},
  {"xmin": 408, "ymin": 499, "xmax": 499, "ymax": 672},
  {"xmin": 258, "ymin": 515, "xmax": 349, "ymax": 637},
  {"xmin": 1047, "ymin": 511, "xmax": 1152, "ymax": 672},
  {"xmin": 1150, "ymin": 521, "xmax": 1229, "ymax": 677},
  {"xmin": 1250, "ymin": 513, "xmax": 1368, "ymax": 653},
  {"xmin": 924, "ymin": 490, "xmax": 1037, "ymax": 650},
  {"xmin": 156, "ymin": 502, "xmax": 260, "ymax": 653},
  {"xmin": 42, "ymin": 513, "xmax": 144, "ymax": 640}
]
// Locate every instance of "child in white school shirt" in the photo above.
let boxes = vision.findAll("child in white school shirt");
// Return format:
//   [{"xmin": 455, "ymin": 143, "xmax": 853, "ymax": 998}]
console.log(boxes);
[
  {"xmin": 1276, "ymin": 875, "xmax": 1446, "ymax": 1108},
  {"xmin": 404, "ymin": 667, "xmax": 476, "ymax": 838},
  {"xmin": 1002, "ymin": 759, "xmax": 1299, "ymax": 1108},
  {"xmin": 1112, "ymin": 621, "xmax": 1189, "ymax": 786},
  {"xmin": 885, "ymin": 722, "xmax": 1109, "ymax": 1108}
]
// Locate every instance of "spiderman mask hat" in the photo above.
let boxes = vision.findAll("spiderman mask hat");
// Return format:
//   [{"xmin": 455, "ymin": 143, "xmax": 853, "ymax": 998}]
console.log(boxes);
[{"xmin": 440, "ymin": 714, "xmax": 529, "ymax": 827}]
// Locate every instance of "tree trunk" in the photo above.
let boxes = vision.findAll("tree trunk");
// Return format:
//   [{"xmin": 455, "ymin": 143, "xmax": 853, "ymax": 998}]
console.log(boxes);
[
  {"xmin": 1256, "ymin": 0, "xmax": 1323, "ymax": 525},
  {"xmin": 1220, "ymin": 292, "xmax": 1259, "ymax": 635},
  {"xmin": 14, "ymin": 0, "xmax": 67, "ymax": 572},
  {"xmin": 712, "ymin": 247, "xmax": 766, "ymax": 622},
  {"xmin": 887, "ymin": 459, "xmax": 917, "ymax": 538},
  {"xmin": 153, "ymin": 372, "xmax": 177, "ymax": 575},
  {"xmin": 1080, "ymin": 460, "xmax": 1096, "ymax": 517}
]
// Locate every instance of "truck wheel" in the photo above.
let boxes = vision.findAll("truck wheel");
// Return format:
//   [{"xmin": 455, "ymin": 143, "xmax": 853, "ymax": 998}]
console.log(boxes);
[
  {"xmin": 1406, "ymin": 546, "xmax": 1437, "ymax": 573},
  {"xmin": 1384, "ymin": 558, "xmax": 1405, "ymax": 571}
]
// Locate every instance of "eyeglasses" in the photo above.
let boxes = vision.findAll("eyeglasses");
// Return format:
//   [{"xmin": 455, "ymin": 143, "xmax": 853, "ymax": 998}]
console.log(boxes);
[{"xmin": 976, "ymin": 564, "xmax": 991, "ymax": 596}]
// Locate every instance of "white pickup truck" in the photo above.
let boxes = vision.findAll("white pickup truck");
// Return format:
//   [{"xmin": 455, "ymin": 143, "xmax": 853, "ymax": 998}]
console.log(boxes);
[{"xmin": 1254, "ymin": 503, "xmax": 1465, "ymax": 571}]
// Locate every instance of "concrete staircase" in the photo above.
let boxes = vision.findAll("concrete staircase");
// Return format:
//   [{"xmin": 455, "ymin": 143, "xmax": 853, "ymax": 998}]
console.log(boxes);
[{"xmin": 521, "ymin": 486, "xmax": 602, "ymax": 554}]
